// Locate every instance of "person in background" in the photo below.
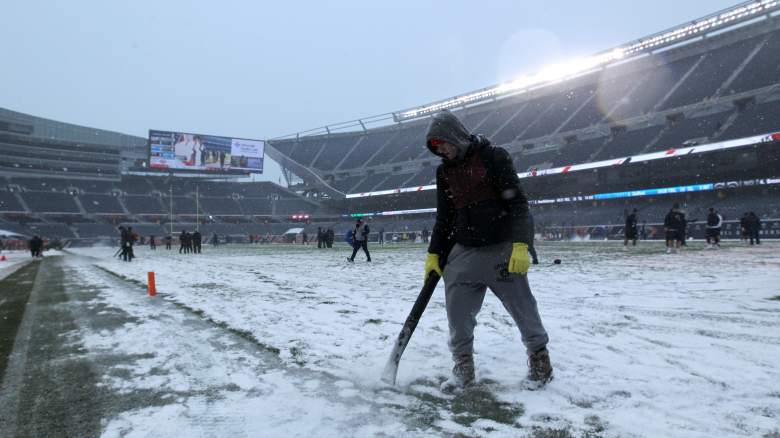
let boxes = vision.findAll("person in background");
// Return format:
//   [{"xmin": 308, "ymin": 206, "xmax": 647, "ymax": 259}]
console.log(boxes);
[
  {"xmin": 128, "ymin": 227, "xmax": 137, "ymax": 260},
  {"xmin": 664, "ymin": 203, "xmax": 684, "ymax": 254},
  {"xmin": 118, "ymin": 226, "xmax": 131, "ymax": 261},
  {"xmin": 180, "ymin": 230, "xmax": 189, "ymax": 254},
  {"xmin": 149, "ymin": 235, "xmax": 157, "ymax": 250},
  {"xmin": 29, "ymin": 235, "xmax": 43, "ymax": 258},
  {"xmin": 739, "ymin": 212, "xmax": 750, "ymax": 243},
  {"xmin": 747, "ymin": 211, "xmax": 761, "ymax": 245},
  {"xmin": 326, "ymin": 228, "xmax": 334, "ymax": 248},
  {"xmin": 705, "ymin": 208, "xmax": 722, "ymax": 248},
  {"xmin": 624, "ymin": 208, "xmax": 638, "ymax": 247},
  {"xmin": 192, "ymin": 230, "xmax": 202, "ymax": 253},
  {"xmin": 165, "ymin": 234, "xmax": 172, "ymax": 250},
  {"xmin": 347, "ymin": 218, "xmax": 371, "ymax": 262}
]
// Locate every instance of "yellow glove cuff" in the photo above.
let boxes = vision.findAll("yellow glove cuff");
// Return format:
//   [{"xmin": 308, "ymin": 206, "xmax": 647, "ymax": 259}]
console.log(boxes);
[{"xmin": 512, "ymin": 242, "xmax": 528, "ymax": 251}]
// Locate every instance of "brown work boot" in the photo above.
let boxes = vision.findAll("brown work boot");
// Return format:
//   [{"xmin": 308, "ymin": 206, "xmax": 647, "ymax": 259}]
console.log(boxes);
[
  {"xmin": 527, "ymin": 347, "xmax": 553, "ymax": 383},
  {"xmin": 441, "ymin": 354, "xmax": 475, "ymax": 393}
]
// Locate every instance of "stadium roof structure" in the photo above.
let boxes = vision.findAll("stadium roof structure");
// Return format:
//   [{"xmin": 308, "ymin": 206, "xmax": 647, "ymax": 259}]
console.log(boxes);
[
  {"xmin": 271, "ymin": 0, "xmax": 780, "ymax": 140},
  {"xmin": 395, "ymin": 0, "xmax": 780, "ymax": 122}
]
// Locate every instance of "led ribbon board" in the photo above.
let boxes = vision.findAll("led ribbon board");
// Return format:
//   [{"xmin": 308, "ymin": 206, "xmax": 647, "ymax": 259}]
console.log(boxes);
[
  {"xmin": 344, "ymin": 132, "xmax": 780, "ymax": 199},
  {"xmin": 345, "ymin": 178, "xmax": 780, "ymax": 217}
]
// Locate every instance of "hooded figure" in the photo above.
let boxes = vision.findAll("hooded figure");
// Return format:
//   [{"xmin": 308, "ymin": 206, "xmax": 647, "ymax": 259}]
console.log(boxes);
[
  {"xmin": 422, "ymin": 110, "xmax": 551, "ymax": 392},
  {"xmin": 425, "ymin": 110, "xmax": 473, "ymax": 161}
]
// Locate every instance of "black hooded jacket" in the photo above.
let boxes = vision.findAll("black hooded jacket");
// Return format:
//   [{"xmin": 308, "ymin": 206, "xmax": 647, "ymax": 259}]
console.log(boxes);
[{"xmin": 425, "ymin": 111, "xmax": 531, "ymax": 256}]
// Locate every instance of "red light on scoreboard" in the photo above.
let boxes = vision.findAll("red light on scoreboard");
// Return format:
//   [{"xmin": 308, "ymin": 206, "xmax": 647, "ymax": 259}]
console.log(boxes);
[{"xmin": 291, "ymin": 214, "xmax": 310, "ymax": 221}]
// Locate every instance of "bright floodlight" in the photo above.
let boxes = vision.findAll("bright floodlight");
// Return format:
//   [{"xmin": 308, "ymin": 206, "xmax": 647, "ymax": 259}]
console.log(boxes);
[{"xmin": 397, "ymin": 0, "xmax": 779, "ymax": 122}]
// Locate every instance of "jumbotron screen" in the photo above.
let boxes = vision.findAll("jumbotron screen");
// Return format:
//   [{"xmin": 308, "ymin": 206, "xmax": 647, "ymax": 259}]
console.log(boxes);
[{"xmin": 148, "ymin": 130, "xmax": 264, "ymax": 173}]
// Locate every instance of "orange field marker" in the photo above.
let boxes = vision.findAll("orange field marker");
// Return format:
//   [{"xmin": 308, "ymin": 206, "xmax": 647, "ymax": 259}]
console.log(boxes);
[{"xmin": 147, "ymin": 272, "xmax": 156, "ymax": 296}]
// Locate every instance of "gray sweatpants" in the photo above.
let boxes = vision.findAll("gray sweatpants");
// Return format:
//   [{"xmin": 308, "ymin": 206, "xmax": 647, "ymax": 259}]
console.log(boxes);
[{"xmin": 443, "ymin": 242, "xmax": 549, "ymax": 357}]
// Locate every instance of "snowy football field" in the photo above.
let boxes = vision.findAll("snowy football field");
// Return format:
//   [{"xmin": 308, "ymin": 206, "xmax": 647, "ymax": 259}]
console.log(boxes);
[{"xmin": 64, "ymin": 241, "xmax": 780, "ymax": 437}]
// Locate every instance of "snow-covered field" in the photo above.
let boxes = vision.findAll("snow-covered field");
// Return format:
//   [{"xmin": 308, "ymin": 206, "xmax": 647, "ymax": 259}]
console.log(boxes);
[
  {"xmin": 0, "ymin": 250, "xmax": 35, "ymax": 280},
  {"xmin": 68, "ymin": 242, "xmax": 780, "ymax": 437}
]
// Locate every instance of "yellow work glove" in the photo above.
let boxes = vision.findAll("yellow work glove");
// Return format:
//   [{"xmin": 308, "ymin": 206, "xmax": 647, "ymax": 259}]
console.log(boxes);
[
  {"xmin": 508, "ymin": 242, "xmax": 530, "ymax": 274},
  {"xmin": 424, "ymin": 253, "xmax": 443, "ymax": 281}
]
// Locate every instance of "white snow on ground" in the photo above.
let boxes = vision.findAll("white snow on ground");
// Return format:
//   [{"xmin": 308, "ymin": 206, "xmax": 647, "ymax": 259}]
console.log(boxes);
[
  {"xmin": 0, "ymin": 250, "xmax": 53, "ymax": 280},
  {"xmin": 68, "ymin": 242, "xmax": 780, "ymax": 437}
]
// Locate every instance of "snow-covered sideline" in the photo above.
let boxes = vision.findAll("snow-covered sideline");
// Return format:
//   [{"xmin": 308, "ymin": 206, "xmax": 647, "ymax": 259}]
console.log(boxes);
[
  {"xmin": 69, "ymin": 242, "xmax": 780, "ymax": 437},
  {"xmin": 0, "ymin": 250, "xmax": 40, "ymax": 280}
]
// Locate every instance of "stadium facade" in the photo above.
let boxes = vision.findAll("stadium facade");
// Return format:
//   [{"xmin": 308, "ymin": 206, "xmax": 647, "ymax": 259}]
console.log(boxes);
[{"xmin": 1, "ymin": 0, "xmax": 779, "ymax": 244}]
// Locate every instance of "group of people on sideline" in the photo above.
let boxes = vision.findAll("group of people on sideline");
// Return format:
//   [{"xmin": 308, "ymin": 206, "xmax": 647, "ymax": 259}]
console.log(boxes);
[{"xmin": 620, "ymin": 204, "xmax": 765, "ymax": 252}]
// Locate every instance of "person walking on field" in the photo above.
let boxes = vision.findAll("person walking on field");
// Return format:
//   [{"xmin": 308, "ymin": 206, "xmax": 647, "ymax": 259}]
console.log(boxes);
[
  {"xmin": 179, "ymin": 230, "xmax": 188, "ymax": 254},
  {"xmin": 192, "ymin": 230, "xmax": 202, "ymax": 254},
  {"xmin": 624, "ymin": 208, "xmax": 639, "ymax": 246},
  {"xmin": 740, "ymin": 212, "xmax": 750, "ymax": 243},
  {"xmin": 347, "ymin": 219, "xmax": 371, "ymax": 262},
  {"xmin": 422, "ymin": 110, "xmax": 552, "ymax": 392},
  {"xmin": 705, "ymin": 208, "xmax": 722, "ymax": 248},
  {"xmin": 746, "ymin": 211, "xmax": 761, "ymax": 245},
  {"xmin": 326, "ymin": 228, "xmax": 334, "ymax": 248},
  {"xmin": 664, "ymin": 204, "xmax": 685, "ymax": 254}
]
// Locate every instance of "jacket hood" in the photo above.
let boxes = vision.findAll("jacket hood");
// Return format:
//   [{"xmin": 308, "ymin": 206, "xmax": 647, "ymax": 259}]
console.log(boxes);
[{"xmin": 425, "ymin": 110, "xmax": 473, "ymax": 161}]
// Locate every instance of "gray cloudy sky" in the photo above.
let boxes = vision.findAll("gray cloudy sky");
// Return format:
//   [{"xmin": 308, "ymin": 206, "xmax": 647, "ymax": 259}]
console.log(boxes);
[{"xmin": 1, "ymin": 0, "xmax": 739, "ymax": 140}]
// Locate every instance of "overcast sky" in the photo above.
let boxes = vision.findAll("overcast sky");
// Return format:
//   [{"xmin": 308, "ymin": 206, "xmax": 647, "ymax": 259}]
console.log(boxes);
[{"xmin": 1, "ymin": 0, "xmax": 739, "ymax": 141}]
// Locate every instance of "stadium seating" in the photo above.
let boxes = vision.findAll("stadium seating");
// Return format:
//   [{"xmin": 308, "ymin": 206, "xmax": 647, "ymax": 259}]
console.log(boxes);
[
  {"xmin": 658, "ymin": 37, "xmax": 759, "ymax": 110},
  {"xmin": 311, "ymin": 135, "xmax": 361, "ymax": 170},
  {"xmin": 593, "ymin": 124, "xmax": 665, "ymax": 160},
  {"xmin": 275, "ymin": 199, "xmax": 315, "ymax": 215},
  {"xmin": 386, "ymin": 124, "xmax": 428, "ymax": 163},
  {"xmin": 374, "ymin": 173, "xmax": 414, "ymax": 191},
  {"xmin": 73, "ymin": 223, "xmax": 119, "ymax": 238},
  {"xmin": 26, "ymin": 223, "xmax": 76, "ymax": 238},
  {"xmin": 403, "ymin": 166, "xmax": 436, "ymax": 187},
  {"xmin": 79, "ymin": 194, "xmax": 125, "ymax": 214},
  {"xmin": 329, "ymin": 175, "xmax": 365, "ymax": 193},
  {"xmin": 727, "ymin": 31, "xmax": 780, "ymax": 95},
  {"xmin": 719, "ymin": 98, "xmax": 780, "ymax": 140},
  {"xmin": 339, "ymin": 130, "xmax": 395, "ymax": 169},
  {"xmin": 351, "ymin": 173, "xmax": 389, "ymax": 193},
  {"xmin": 20, "ymin": 192, "xmax": 80, "ymax": 213},
  {"xmin": 0, "ymin": 191, "xmax": 26, "ymax": 212},
  {"xmin": 238, "ymin": 199, "xmax": 273, "ymax": 215},
  {"xmin": 287, "ymin": 26, "xmax": 780, "ymax": 200},
  {"xmin": 122, "ymin": 195, "xmax": 166, "ymax": 215},
  {"xmin": 552, "ymin": 136, "xmax": 607, "ymax": 167},
  {"xmin": 651, "ymin": 111, "xmax": 732, "ymax": 152},
  {"xmin": 199, "ymin": 197, "xmax": 243, "ymax": 216}
]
